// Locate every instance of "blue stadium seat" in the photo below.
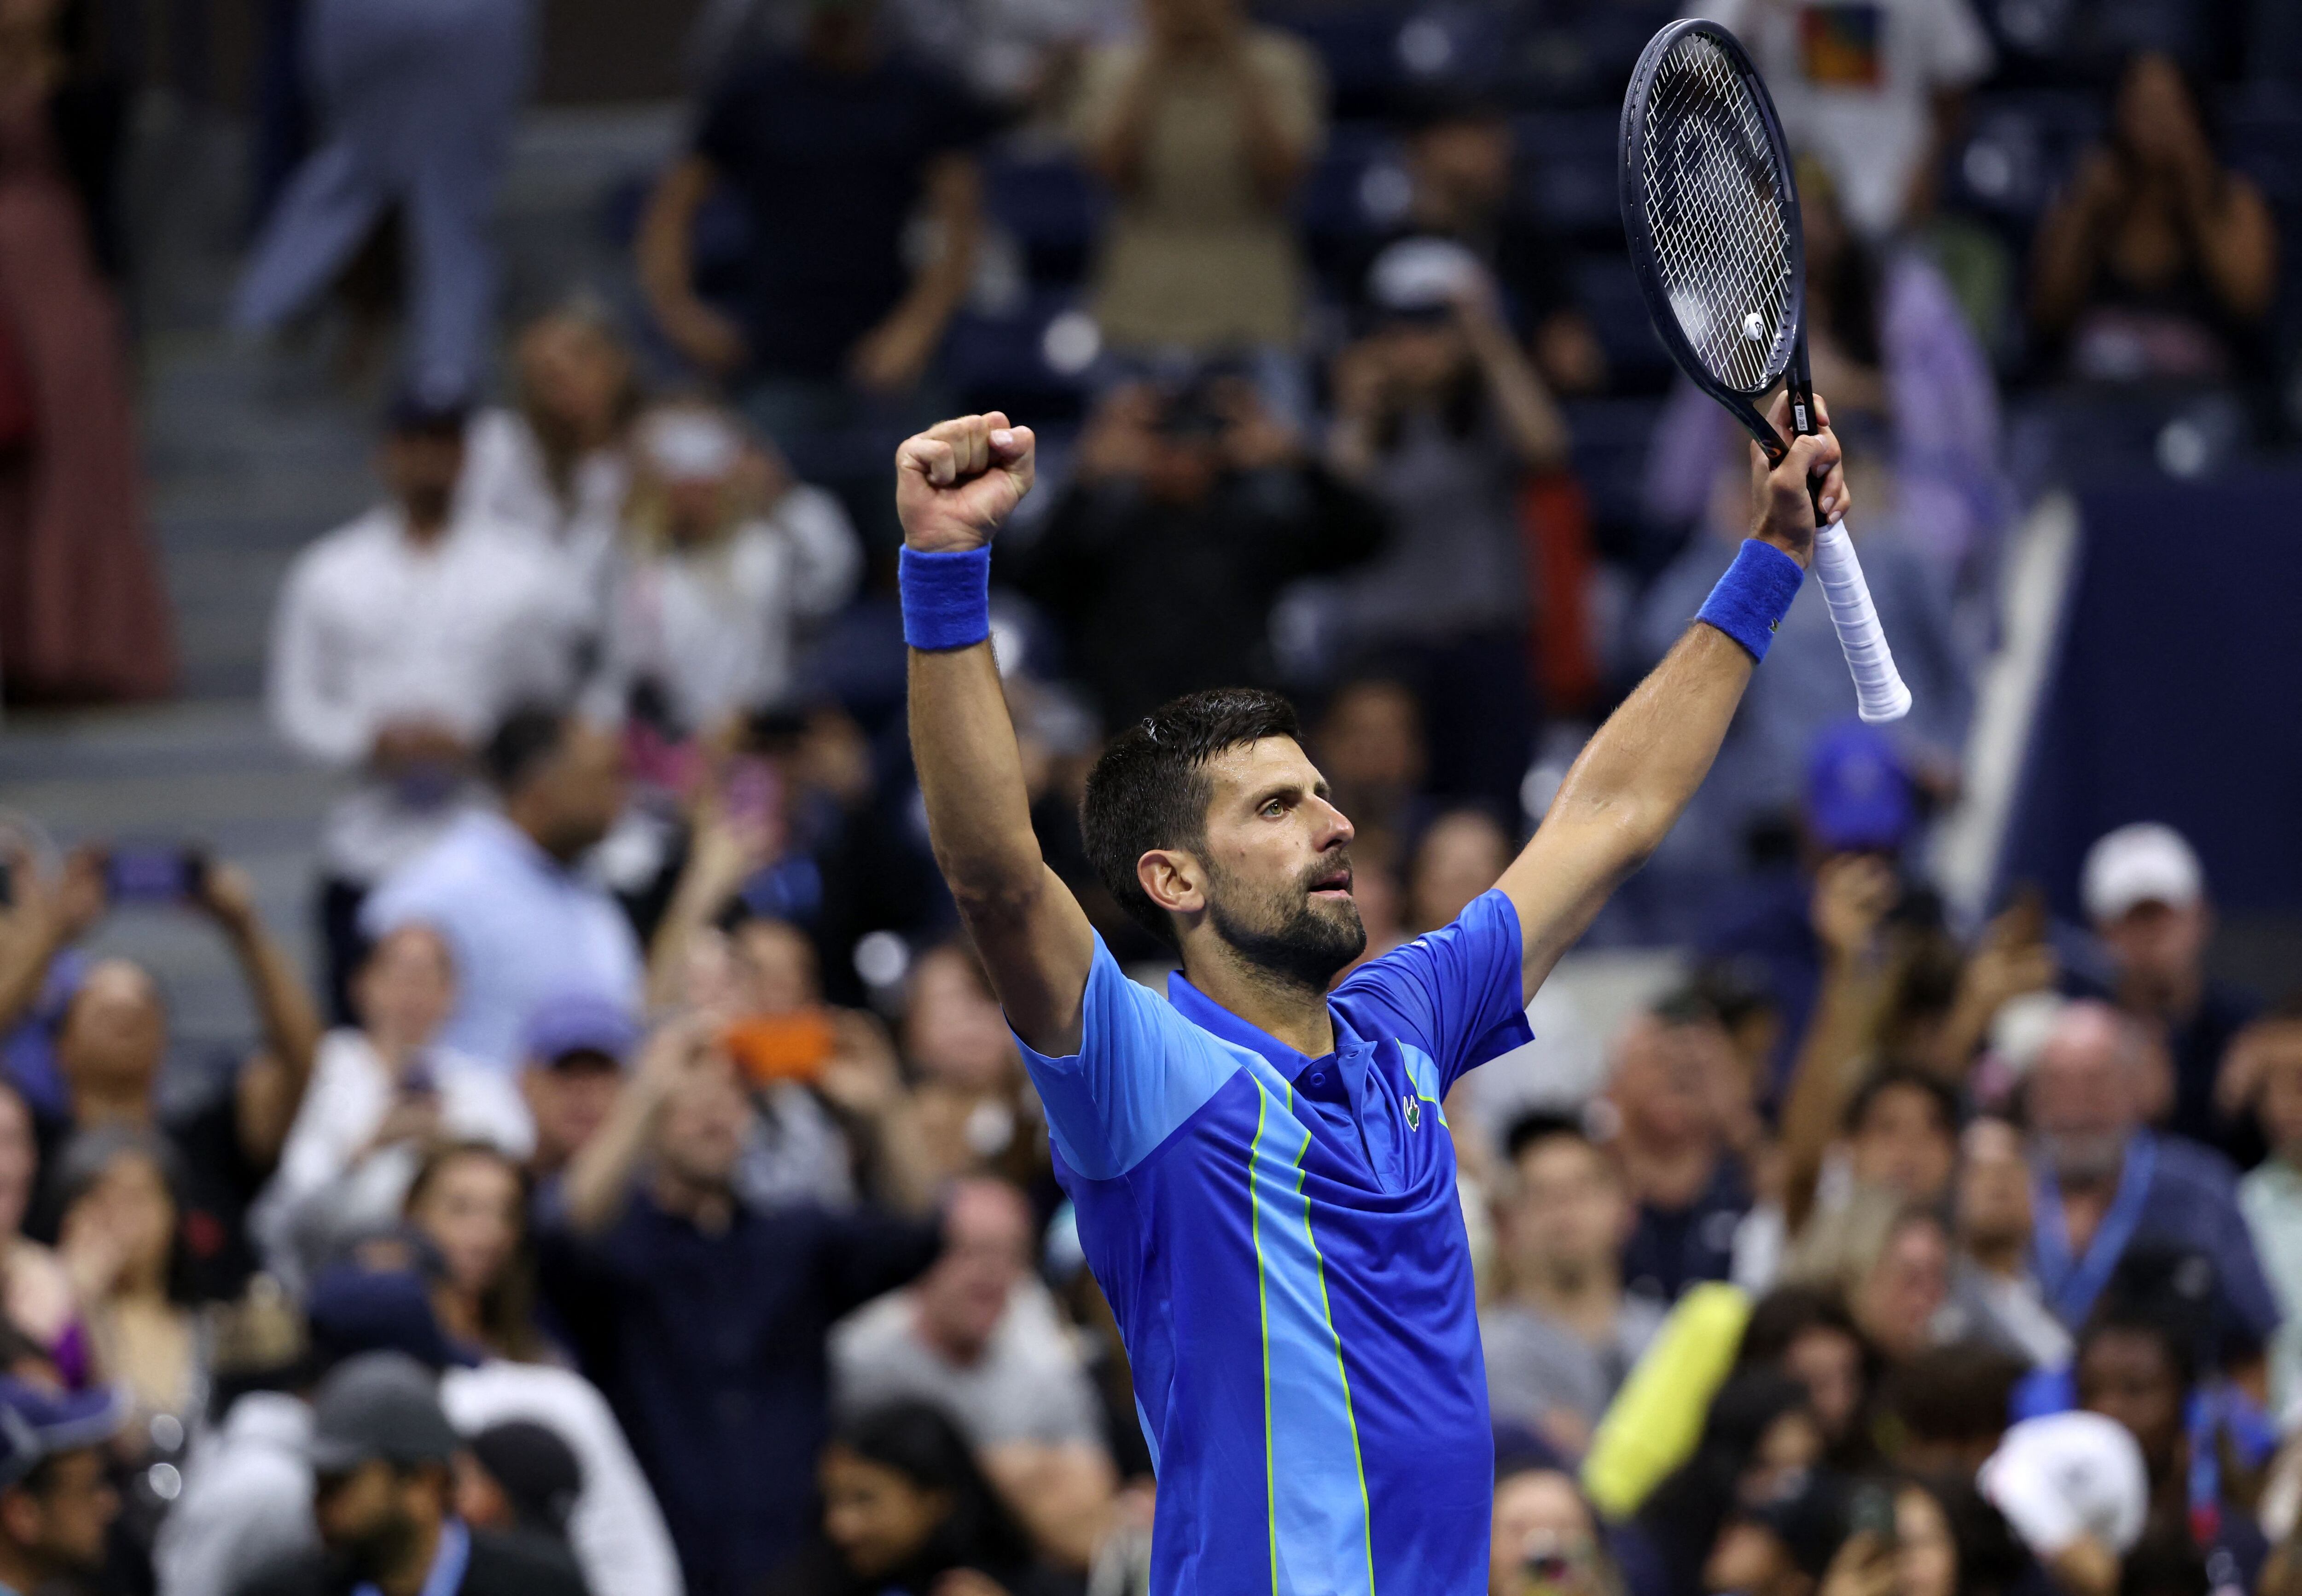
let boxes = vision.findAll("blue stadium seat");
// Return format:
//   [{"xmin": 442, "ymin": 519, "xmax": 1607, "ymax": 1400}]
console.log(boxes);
[
  {"xmin": 942, "ymin": 289, "xmax": 1096, "ymax": 417},
  {"xmin": 982, "ymin": 151, "xmax": 1106, "ymax": 284},
  {"xmin": 1570, "ymin": 252, "xmax": 1674, "ymax": 389},
  {"xmin": 1260, "ymin": 1, "xmax": 1414, "ymax": 117},
  {"xmin": 1296, "ymin": 120, "xmax": 1410, "ymax": 245},
  {"xmin": 1945, "ymin": 91, "xmax": 2104, "ymax": 229}
]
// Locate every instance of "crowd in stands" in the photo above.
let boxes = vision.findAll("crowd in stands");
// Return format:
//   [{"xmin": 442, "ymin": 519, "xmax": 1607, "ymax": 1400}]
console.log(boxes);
[{"xmin": 0, "ymin": 0, "xmax": 2297, "ymax": 1592}]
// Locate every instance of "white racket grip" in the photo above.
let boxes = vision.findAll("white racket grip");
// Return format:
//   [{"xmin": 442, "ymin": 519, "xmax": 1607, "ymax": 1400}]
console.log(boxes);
[{"xmin": 1811, "ymin": 519, "xmax": 1911, "ymax": 723}]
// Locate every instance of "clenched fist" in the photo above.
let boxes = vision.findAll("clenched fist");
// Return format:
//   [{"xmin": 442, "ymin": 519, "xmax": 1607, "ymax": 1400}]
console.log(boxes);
[{"xmin": 895, "ymin": 411, "xmax": 1037, "ymax": 554}]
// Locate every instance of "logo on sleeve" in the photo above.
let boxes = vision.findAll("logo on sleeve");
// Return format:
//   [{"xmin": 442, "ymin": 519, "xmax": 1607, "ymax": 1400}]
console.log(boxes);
[{"xmin": 1404, "ymin": 1096, "xmax": 1422, "ymax": 1132}]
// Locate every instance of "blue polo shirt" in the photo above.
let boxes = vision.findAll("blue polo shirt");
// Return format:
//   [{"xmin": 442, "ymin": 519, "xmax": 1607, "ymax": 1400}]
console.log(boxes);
[{"xmin": 1017, "ymin": 889, "xmax": 1535, "ymax": 1596}]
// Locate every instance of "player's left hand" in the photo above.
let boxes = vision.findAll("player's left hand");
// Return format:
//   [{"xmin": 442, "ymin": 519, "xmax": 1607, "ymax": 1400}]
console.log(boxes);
[{"xmin": 1749, "ymin": 387, "xmax": 1849, "ymax": 569}]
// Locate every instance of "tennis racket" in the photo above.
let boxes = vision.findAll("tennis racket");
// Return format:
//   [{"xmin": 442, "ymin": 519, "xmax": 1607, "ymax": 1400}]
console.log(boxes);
[{"xmin": 1619, "ymin": 18, "xmax": 1911, "ymax": 724}]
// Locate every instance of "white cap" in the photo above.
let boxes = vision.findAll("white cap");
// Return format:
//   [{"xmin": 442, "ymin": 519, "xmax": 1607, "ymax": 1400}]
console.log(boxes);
[
  {"xmin": 639, "ymin": 408, "xmax": 743, "ymax": 484},
  {"xmin": 2081, "ymin": 822, "xmax": 2204, "ymax": 923},
  {"xmin": 1979, "ymin": 1412, "xmax": 2149, "ymax": 1556},
  {"xmin": 1366, "ymin": 237, "xmax": 1486, "ymax": 315}
]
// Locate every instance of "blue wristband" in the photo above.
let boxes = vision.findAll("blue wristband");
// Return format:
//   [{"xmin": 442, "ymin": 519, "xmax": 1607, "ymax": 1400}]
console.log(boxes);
[
  {"xmin": 899, "ymin": 545, "xmax": 993, "ymax": 651},
  {"xmin": 1697, "ymin": 539, "xmax": 1805, "ymax": 662}
]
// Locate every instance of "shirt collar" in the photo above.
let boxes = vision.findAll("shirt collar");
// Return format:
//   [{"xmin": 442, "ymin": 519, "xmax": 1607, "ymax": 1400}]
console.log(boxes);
[
  {"xmin": 463, "ymin": 809, "xmax": 573, "ymax": 881},
  {"xmin": 1165, "ymin": 970, "xmax": 1359, "ymax": 1083}
]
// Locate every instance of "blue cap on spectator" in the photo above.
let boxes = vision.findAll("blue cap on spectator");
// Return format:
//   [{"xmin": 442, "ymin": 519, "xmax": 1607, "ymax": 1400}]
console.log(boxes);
[
  {"xmin": 384, "ymin": 377, "xmax": 471, "ymax": 439},
  {"xmin": 0, "ymin": 1378, "xmax": 127, "ymax": 1489},
  {"xmin": 521, "ymin": 992, "xmax": 639, "ymax": 1069},
  {"xmin": 1803, "ymin": 720, "xmax": 1914, "ymax": 854},
  {"xmin": 308, "ymin": 1265, "xmax": 481, "ymax": 1372}
]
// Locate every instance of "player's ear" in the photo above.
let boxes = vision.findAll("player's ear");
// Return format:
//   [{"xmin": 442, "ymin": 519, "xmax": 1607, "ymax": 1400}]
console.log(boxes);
[{"xmin": 1138, "ymin": 850, "xmax": 1205, "ymax": 918}]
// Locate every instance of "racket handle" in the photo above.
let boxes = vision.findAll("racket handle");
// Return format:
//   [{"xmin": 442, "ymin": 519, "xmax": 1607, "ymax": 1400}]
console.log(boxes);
[{"xmin": 1811, "ymin": 520, "xmax": 1911, "ymax": 724}]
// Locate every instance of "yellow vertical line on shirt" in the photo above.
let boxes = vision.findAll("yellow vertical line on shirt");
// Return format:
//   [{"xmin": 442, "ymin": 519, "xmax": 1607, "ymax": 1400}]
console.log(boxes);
[
  {"xmin": 1250, "ymin": 1079, "xmax": 1279, "ymax": 1595},
  {"xmin": 1294, "ymin": 1110, "xmax": 1376, "ymax": 1596}
]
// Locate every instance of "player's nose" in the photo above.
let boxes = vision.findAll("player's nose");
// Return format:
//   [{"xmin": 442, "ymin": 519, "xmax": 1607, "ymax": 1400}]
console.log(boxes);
[{"xmin": 1310, "ymin": 795, "xmax": 1354, "ymax": 848}]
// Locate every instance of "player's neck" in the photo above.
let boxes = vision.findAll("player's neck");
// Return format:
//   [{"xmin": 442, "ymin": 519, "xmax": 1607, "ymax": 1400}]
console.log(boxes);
[{"xmin": 1183, "ymin": 948, "xmax": 1337, "ymax": 1060}]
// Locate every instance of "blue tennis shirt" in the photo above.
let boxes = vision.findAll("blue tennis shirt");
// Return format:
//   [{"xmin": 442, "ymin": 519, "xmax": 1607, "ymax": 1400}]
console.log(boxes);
[{"xmin": 1016, "ymin": 889, "xmax": 1536, "ymax": 1596}]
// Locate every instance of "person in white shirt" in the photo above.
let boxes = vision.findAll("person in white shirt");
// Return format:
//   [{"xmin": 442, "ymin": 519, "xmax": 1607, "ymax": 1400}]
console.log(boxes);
[
  {"xmin": 599, "ymin": 404, "xmax": 861, "ymax": 741},
  {"xmin": 363, "ymin": 707, "xmax": 644, "ymax": 1070},
  {"xmin": 1697, "ymin": 0, "xmax": 1994, "ymax": 240},
  {"xmin": 831, "ymin": 1178, "xmax": 1114, "ymax": 1568},
  {"xmin": 268, "ymin": 393, "xmax": 584, "ymax": 1019},
  {"xmin": 251, "ymin": 925, "xmax": 533, "ymax": 1294},
  {"xmin": 460, "ymin": 304, "xmax": 643, "ymax": 633}
]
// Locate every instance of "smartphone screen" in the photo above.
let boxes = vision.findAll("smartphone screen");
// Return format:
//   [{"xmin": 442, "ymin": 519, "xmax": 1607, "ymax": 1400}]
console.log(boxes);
[{"xmin": 106, "ymin": 846, "xmax": 196, "ymax": 905}]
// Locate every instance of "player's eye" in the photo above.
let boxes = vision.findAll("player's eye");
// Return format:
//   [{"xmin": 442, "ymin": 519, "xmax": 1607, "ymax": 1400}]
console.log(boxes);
[{"xmin": 1260, "ymin": 798, "xmax": 1286, "ymax": 818}]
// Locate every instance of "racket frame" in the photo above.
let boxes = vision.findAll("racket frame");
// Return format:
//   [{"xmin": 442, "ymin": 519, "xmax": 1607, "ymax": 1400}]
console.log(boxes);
[{"xmin": 1618, "ymin": 17, "xmax": 1814, "ymax": 467}]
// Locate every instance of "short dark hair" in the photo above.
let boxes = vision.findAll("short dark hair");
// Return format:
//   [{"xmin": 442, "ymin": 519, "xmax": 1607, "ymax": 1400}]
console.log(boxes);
[
  {"xmin": 1842, "ymin": 1065, "xmax": 1960, "ymax": 1139},
  {"xmin": 483, "ymin": 704, "xmax": 572, "ymax": 796},
  {"xmin": 1503, "ymin": 1110, "xmax": 1593, "ymax": 1165},
  {"xmin": 1081, "ymin": 688, "xmax": 1304, "ymax": 948}
]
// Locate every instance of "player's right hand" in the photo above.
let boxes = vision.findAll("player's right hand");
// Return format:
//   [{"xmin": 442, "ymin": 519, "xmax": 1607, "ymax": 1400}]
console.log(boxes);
[
  {"xmin": 896, "ymin": 412, "xmax": 1036, "ymax": 554},
  {"xmin": 1749, "ymin": 388, "xmax": 1848, "ymax": 568}
]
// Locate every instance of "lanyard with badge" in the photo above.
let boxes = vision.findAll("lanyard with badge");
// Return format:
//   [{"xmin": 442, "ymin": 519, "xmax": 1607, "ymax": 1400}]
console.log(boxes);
[{"xmin": 2030, "ymin": 1134, "xmax": 2156, "ymax": 1328}]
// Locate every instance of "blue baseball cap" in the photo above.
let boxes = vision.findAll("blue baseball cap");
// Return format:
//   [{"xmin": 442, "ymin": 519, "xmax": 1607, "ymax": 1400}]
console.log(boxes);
[
  {"xmin": 307, "ymin": 1266, "xmax": 481, "ymax": 1373},
  {"xmin": 0, "ymin": 1379, "xmax": 128, "ymax": 1489},
  {"xmin": 519, "ymin": 991, "xmax": 639, "ymax": 1069},
  {"xmin": 1803, "ymin": 720, "xmax": 1915, "ymax": 854}
]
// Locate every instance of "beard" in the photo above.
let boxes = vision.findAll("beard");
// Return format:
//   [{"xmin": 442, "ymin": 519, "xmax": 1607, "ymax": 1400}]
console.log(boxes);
[
  {"xmin": 326, "ymin": 1508, "xmax": 423, "ymax": 1585},
  {"xmin": 1204, "ymin": 850, "xmax": 1367, "ymax": 995},
  {"xmin": 2036, "ymin": 1127, "xmax": 2128, "ymax": 1186}
]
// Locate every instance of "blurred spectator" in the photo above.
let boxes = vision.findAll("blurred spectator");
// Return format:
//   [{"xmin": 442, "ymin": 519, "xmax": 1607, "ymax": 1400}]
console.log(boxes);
[
  {"xmin": 0, "ymin": 857, "xmax": 322, "ymax": 1304},
  {"xmin": 0, "ymin": 1077, "xmax": 73, "ymax": 1367},
  {"xmin": 239, "ymin": 1352, "xmax": 589, "ymax": 1596},
  {"xmin": 457, "ymin": 1419, "xmax": 581, "ymax": 1548},
  {"xmin": 896, "ymin": 943, "xmax": 1049, "ymax": 1196},
  {"xmin": 1307, "ymin": 676, "xmax": 1428, "ymax": 865},
  {"xmin": 1488, "ymin": 1464, "xmax": 1624, "ymax": 1596},
  {"xmin": 253, "ymin": 926, "xmax": 534, "ymax": 1292},
  {"xmin": 1407, "ymin": 809, "xmax": 1515, "ymax": 938},
  {"xmin": 517, "ymin": 996, "xmax": 638, "ymax": 1184},
  {"xmin": 2238, "ymin": 1002, "xmax": 2302, "ymax": 1413},
  {"xmin": 1354, "ymin": 96, "xmax": 1606, "ymax": 395},
  {"xmin": 362, "ymin": 706, "xmax": 642, "ymax": 1069},
  {"xmin": 1482, "ymin": 1114, "xmax": 1664, "ymax": 1457},
  {"xmin": 638, "ymin": 0, "xmax": 985, "ymax": 488},
  {"xmin": 1841, "ymin": 1202, "xmax": 1955, "ymax": 1366},
  {"xmin": 1626, "ymin": 1370, "xmax": 1824, "ymax": 1596},
  {"xmin": 1318, "ymin": 239, "xmax": 1565, "ymax": 810},
  {"xmin": 0, "ymin": 0, "xmax": 175, "ymax": 703},
  {"xmin": 232, "ymin": 0, "xmax": 530, "ymax": 398},
  {"xmin": 832, "ymin": 1179, "xmax": 1112, "ymax": 1567},
  {"xmin": 762, "ymin": 1400, "xmax": 1062, "ymax": 1596},
  {"xmin": 2024, "ymin": 1002, "xmax": 2278, "ymax": 1356},
  {"xmin": 1014, "ymin": 377, "xmax": 1386, "ymax": 726},
  {"xmin": 1698, "ymin": 0, "xmax": 1994, "ymax": 241},
  {"xmin": 2075, "ymin": 1300, "xmax": 2269, "ymax": 1592},
  {"xmin": 600, "ymin": 404, "xmax": 862, "ymax": 743},
  {"xmin": 269, "ymin": 395, "xmax": 584, "ymax": 1021},
  {"xmin": 1738, "ymin": 1286, "xmax": 1878, "ymax": 1472},
  {"xmin": 53, "ymin": 1125, "xmax": 198, "ymax": 1425},
  {"xmin": 2075, "ymin": 823, "xmax": 2260, "ymax": 1164},
  {"xmin": 1882, "ymin": 1341, "xmax": 2024, "ymax": 1480},
  {"xmin": 1949, "ymin": 1116, "xmax": 2071, "ymax": 1369},
  {"xmin": 1700, "ymin": 1467, "xmax": 1861, "ymax": 1596},
  {"xmin": 1604, "ymin": 1000, "xmax": 1753, "ymax": 1303},
  {"xmin": 404, "ymin": 1143, "xmax": 546, "ymax": 1363},
  {"xmin": 0, "ymin": 1375, "xmax": 128, "ymax": 1593},
  {"xmin": 2029, "ymin": 52, "xmax": 2278, "ymax": 384},
  {"xmin": 1072, "ymin": 0, "xmax": 1325, "ymax": 407},
  {"xmin": 1695, "ymin": 724, "xmax": 1934, "ymax": 1089},
  {"xmin": 460, "ymin": 304, "xmax": 644, "ymax": 629},
  {"xmin": 541, "ymin": 1019, "xmax": 942, "ymax": 1596}
]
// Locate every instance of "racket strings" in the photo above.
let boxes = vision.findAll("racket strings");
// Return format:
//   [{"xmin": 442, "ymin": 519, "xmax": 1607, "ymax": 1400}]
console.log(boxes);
[{"xmin": 1638, "ymin": 34, "xmax": 1795, "ymax": 395}]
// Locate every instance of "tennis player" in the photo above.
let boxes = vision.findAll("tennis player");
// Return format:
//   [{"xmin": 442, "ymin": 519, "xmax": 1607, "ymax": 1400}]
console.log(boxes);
[{"xmin": 895, "ymin": 392, "xmax": 1845, "ymax": 1595}]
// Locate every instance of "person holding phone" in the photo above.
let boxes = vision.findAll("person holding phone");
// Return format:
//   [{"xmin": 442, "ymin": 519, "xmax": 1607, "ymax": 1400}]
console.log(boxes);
[{"xmin": 0, "ymin": 853, "xmax": 322, "ymax": 1306}]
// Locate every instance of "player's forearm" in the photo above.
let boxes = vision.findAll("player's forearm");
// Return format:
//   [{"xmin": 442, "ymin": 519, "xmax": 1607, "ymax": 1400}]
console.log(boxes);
[{"xmin": 908, "ymin": 642, "xmax": 1048, "ymax": 916}]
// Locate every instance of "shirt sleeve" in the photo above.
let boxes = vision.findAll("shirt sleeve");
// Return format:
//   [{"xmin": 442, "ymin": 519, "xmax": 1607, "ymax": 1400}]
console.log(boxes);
[
  {"xmin": 821, "ymin": 1207, "xmax": 944, "ymax": 1319},
  {"xmin": 1331, "ymin": 888, "xmax": 1535, "ymax": 1094},
  {"xmin": 266, "ymin": 548, "xmax": 368, "ymax": 767},
  {"xmin": 1013, "ymin": 936, "xmax": 1242, "ymax": 1183}
]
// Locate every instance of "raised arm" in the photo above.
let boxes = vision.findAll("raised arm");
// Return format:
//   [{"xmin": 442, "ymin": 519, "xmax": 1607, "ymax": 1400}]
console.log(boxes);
[
  {"xmin": 897, "ymin": 414, "xmax": 1095, "ymax": 1056},
  {"xmin": 1496, "ymin": 392, "xmax": 1847, "ymax": 1000}
]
